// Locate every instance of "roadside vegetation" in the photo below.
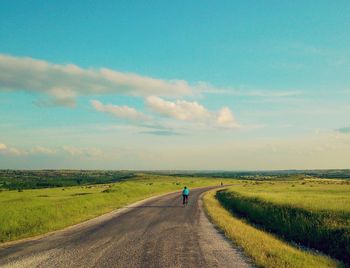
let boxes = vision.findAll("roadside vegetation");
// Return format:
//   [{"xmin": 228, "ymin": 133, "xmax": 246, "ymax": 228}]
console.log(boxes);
[
  {"xmin": 0, "ymin": 174, "xmax": 226, "ymax": 243},
  {"xmin": 204, "ymin": 179, "xmax": 349, "ymax": 267},
  {"xmin": 1, "ymin": 169, "xmax": 349, "ymax": 267},
  {"xmin": 203, "ymin": 189, "xmax": 343, "ymax": 268}
]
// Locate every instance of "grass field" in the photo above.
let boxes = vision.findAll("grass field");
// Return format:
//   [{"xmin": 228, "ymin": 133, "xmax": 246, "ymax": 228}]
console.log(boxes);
[
  {"xmin": 215, "ymin": 180, "xmax": 350, "ymax": 266},
  {"xmin": 0, "ymin": 174, "xmax": 226, "ymax": 243},
  {"xmin": 203, "ymin": 190, "xmax": 342, "ymax": 268},
  {"xmin": 1, "ymin": 172, "xmax": 348, "ymax": 267}
]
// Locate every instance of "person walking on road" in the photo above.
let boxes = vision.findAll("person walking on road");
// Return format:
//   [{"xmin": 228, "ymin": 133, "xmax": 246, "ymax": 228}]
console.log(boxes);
[{"xmin": 182, "ymin": 186, "xmax": 189, "ymax": 206}]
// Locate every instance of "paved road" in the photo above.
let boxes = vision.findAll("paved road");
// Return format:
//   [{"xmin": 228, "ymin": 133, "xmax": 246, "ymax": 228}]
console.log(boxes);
[{"xmin": 0, "ymin": 187, "xmax": 252, "ymax": 268}]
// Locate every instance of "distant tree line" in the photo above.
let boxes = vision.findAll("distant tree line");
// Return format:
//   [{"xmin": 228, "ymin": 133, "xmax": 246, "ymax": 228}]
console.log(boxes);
[
  {"xmin": 146, "ymin": 169, "xmax": 350, "ymax": 180},
  {"xmin": 0, "ymin": 170, "xmax": 136, "ymax": 190}
]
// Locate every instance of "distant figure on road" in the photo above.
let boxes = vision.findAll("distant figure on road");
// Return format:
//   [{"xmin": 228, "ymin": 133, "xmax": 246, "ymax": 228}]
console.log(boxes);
[
  {"xmin": 221, "ymin": 181, "xmax": 223, "ymax": 186},
  {"xmin": 182, "ymin": 186, "xmax": 189, "ymax": 205}
]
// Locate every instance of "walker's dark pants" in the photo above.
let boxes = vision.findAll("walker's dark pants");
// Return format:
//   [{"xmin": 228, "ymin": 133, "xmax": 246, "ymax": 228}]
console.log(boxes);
[{"xmin": 183, "ymin": 194, "xmax": 188, "ymax": 204}]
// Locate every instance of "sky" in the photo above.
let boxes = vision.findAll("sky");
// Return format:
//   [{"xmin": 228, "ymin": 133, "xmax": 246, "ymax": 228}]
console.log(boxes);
[{"xmin": 0, "ymin": 0, "xmax": 350, "ymax": 170}]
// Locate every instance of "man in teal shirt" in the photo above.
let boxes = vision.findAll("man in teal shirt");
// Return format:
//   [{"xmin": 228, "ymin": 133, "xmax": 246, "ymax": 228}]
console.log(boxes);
[{"xmin": 182, "ymin": 186, "xmax": 189, "ymax": 205}]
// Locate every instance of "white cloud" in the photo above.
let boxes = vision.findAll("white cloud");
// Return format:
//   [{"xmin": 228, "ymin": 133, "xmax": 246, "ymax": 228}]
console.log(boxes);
[
  {"xmin": 0, "ymin": 143, "xmax": 27, "ymax": 156},
  {"xmin": 146, "ymin": 96, "xmax": 211, "ymax": 121},
  {"xmin": 217, "ymin": 107, "xmax": 238, "ymax": 128},
  {"xmin": 0, "ymin": 54, "xmax": 298, "ymax": 108},
  {"xmin": 0, "ymin": 143, "xmax": 7, "ymax": 151},
  {"xmin": 200, "ymin": 86, "xmax": 302, "ymax": 98},
  {"xmin": 62, "ymin": 146, "xmax": 83, "ymax": 156},
  {"xmin": 146, "ymin": 96, "xmax": 238, "ymax": 128},
  {"xmin": 91, "ymin": 100, "xmax": 149, "ymax": 122},
  {"xmin": 31, "ymin": 146, "xmax": 57, "ymax": 155},
  {"xmin": 62, "ymin": 146, "xmax": 103, "ymax": 158},
  {"xmin": 1, "ymin": 143, "xmax": 58, "ymax": 156},
  {"xmin": 7, "ymin": 148, "xmax": 25, "ymax": 156},
  {"xmin": 0, "ymin": 54, "xmax": 245, "ymax": 132},
  {"xmin": 0, "ymin": 142, "xmax": 106, "ymax": 159},
  {"xmin": 0, "ymin": 54, "xmax": 193, "ymax": 107}
]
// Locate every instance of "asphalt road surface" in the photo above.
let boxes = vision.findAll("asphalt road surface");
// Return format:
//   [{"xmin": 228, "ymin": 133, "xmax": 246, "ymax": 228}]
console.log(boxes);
[{"xmin": 0, "ymin": 187, "xmax": 252, "ymax": 268}]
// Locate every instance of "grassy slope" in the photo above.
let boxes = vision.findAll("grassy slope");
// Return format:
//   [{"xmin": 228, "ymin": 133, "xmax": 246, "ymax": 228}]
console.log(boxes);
[
  {"xmin": 226, "ymin": 179, "xmax": 350, "ymax": 212},
  {"xmin": 218, "ymin": 180, "xmax": 350, "ymax": 265},
  {"xmin": 203, "ymin": 190, "xmax": 342, "ymax": 268},
  {"xmin": 0, "ymin": 174, "xmax": 226, "ymax": 243}
]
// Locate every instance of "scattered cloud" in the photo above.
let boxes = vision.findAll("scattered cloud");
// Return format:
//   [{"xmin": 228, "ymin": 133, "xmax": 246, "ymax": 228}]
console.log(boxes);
[
  {"xmin": 62, "ymin": 146, "xmax": 103, "ymax": 158},
  {"xmin": 146, "ymin": 96, "xmax": 211, "ymax": 121},
  {"xmin": 31, "ymin": 146, "xmax": 57, "ymax": 155},
  {"xmin": 91, "ymin": 98, "xmax": 239, "ymax": 131},
  {"xmin": 0, "ymin": 143, "xmax": 27, "ymax": 156},
  {"xmin": 0, "ymin": 143, "xmax": 58, "ymax": 156},
  {"xmin": 0, "ymin": 143, "xmax": 103, "ymax": 158},
  {"xmin": 200, "ymin": 86, "xmax": 302, "ymax": 98},
  {"xmin": 0, "ymin": 54, "xmax": 193, "ymax": 107},
  {"xmin": 0, "ymin": 53, "xmax": 304, "ymax": 110},
  {"xmin": 146, "ymin": 96, "xmax": 239, "ymax": 128},
  {"xmin": 243, "ymin": 90, "xmax": 302, "ymax": 98},
  {"xmin": 217, "ymin": 107, "xmax": 238, "ymax": 128},
  {"xmin": 62, "ymin": 146, "xmax": 83, "ymax": 156},
  {"xmin": 91, "ymin": 100, "xmax": 149, "ymax": 122},
  {"xmin": 34, "ymin": 88, "xmax": 77, "ymax": 107}
]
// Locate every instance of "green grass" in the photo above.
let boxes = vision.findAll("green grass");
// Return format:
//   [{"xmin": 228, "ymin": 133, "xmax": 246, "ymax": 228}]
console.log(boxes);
[
  {"xmin": 203, "ymin": 189, "xmax": 342, "ymax": 268},
  {"xmin": 0, "ymin": 174, "xmax": 226, "ymax": 243},
  {"xmin": 227, "ymin": 179, "xmax": 350, "ymax": 212},
  {"xmin": 216, "ymin": 180, "xmax": 350, "ymax": 265}
]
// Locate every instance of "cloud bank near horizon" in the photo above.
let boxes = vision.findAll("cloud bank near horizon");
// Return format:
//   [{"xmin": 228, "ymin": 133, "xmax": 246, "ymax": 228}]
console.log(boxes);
[
  {"xmin": 2, "ymin": 131, "xmax": 350, "ymax": 169},
  {"xmin": 0, "ymin": 142, "xmax": 104, "ymax": 158}
]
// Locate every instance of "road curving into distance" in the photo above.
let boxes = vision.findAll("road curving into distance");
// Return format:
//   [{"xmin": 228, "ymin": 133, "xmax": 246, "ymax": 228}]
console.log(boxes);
[{"xmin": 0, "ymin": 187, "xmax": 252, "ymax": 268}]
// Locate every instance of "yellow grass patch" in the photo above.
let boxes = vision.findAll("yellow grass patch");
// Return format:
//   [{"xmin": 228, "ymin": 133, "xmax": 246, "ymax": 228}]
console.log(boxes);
[{"xmin": 203, "ymin": 189, "xmax": 342, "ymax": 268}]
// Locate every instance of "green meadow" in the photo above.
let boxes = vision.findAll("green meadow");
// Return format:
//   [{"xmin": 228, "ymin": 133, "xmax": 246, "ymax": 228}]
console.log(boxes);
[
  {"xmin": 0, "ymin": 174, "xmax": 225, "ymax": 243},
  {"xmin": 215, "ymin": 179, "xmax": 350, "ymax": 266},
  {"xmin": 1, "ymin": 171, "xmax": 349, "ymax": 267},
  {"xmin": 203, "ymin": 190, "xmax": 341, "ymax": 268}
]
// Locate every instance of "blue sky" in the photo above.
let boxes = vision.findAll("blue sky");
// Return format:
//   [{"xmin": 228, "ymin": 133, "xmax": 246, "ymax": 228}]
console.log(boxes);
[{"xmin": 0, "ymin": 1, "xmax": 349, "ymax": 169}]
